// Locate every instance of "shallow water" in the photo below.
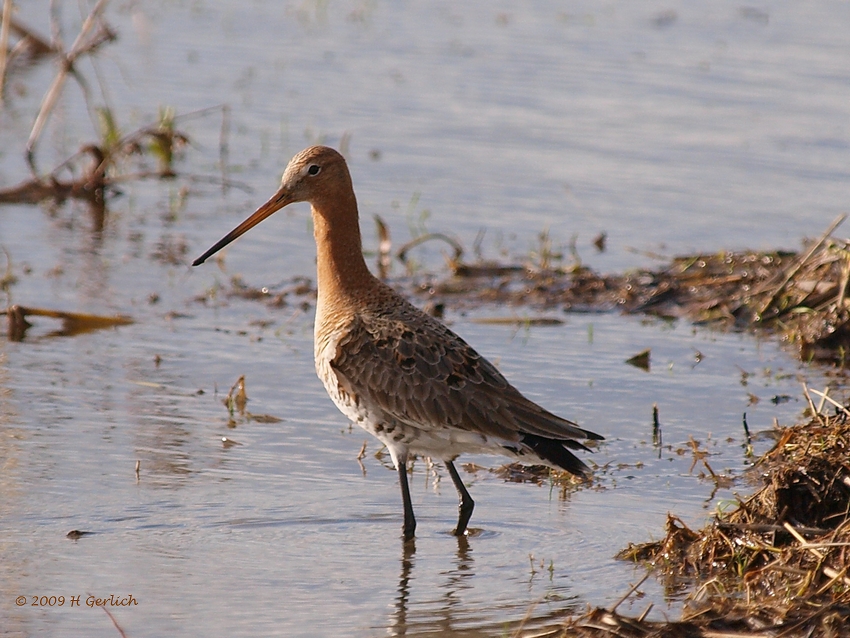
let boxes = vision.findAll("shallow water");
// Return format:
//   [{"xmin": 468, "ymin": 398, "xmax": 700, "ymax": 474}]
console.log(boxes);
[{"xmin": 2, "ymin": 1, "xmax": 849, "ymax": 636}]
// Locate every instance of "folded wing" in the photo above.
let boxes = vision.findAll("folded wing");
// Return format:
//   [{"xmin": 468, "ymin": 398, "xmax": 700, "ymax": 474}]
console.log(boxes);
[{"xmin": 330, "ymin": 299, "xmax": 603, "ymax": 455}]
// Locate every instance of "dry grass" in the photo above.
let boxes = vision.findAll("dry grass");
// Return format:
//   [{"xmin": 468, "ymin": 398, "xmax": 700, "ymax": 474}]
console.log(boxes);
[
  {"xmin": 403, "ymin": 216, "xmax": 850, "ymax": 363},
  {"xmin": 552, "ymin": 398, "xmax": 850, "ymax": 638}
]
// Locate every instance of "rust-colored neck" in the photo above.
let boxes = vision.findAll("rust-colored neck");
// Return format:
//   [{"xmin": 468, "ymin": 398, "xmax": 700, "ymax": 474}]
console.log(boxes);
[{"xmin": 311, "ymin": 191, "xmax": 374, "ymax": 314}]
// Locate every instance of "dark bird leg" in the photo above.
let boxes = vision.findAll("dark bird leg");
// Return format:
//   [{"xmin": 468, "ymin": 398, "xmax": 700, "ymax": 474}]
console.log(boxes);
[
  {"xmin": 397, "ymin": 453, "xmax": 416, "ymax": 541},
  {"xmin": 445, "ymin": 460, "xmax": 474, "ymax": 536}
]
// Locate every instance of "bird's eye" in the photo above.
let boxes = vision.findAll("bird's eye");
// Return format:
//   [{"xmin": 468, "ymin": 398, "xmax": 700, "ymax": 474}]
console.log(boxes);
[{"xmin": 307, "ymin": 164, "xmax": 321, "ymax": 176}]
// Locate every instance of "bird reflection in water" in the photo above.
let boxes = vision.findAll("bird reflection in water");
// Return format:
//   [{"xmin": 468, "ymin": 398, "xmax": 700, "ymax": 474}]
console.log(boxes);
[
  {"xmin": 388, "ymin": 536, "xmax": 476, "ymax": 637},
  {"xmin": 384, "ymin": 532, "xmax": 584, "ymax": 636}
]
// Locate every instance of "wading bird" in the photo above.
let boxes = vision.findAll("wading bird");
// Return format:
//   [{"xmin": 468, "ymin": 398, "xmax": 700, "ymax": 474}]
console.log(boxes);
[{"xmin": 193, "ymin": 146, "xmax": 603, "ymax": 540}]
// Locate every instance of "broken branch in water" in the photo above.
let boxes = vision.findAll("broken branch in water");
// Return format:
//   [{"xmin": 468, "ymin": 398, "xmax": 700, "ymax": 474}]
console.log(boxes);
[
  {"xmin": 3, "ymin": 304, "xmax": 133, "ymax": 341},
  {"xmin": 397, "ymin": 232, "xmax": 464, "ymax": 266}
]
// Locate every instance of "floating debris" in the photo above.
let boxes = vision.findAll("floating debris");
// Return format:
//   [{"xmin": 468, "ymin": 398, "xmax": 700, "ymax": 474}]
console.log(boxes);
[
  {"xmin": 625, "ymin": 348, "xmax": 651, "ymax": 371},
  {"xmin": 397, "ymin": 232, "xmax": 463, "ymax": 267},
  {"xmin": 4, "ymin": 305, "xmax": 133, "ymax": 341},
  {"xmin": 592, "ymin": 232, "xmax": 607, "ymax": 252},
  {"xmin": 490, "ymin": 462, "xmax": 586, "ymax": 489},
  {"xmin": 0, "ymin": 7, "xmax": 241, "ymax": 233},
  {"xmin": 374, "ymin": 214, "xmax": 392, "ymax": 279},
  {"xmin": 66, "ymin": 530, "xmax": 93, "ymax": 540},
  {"xmin": 451, "ymin": 262, "xmax": 525, "ymax": 278},
  {"xmin": 470, "ymin": 316, "xmax": 564, "ymax": 327},
  {"xmin": 652, "ymin": 403, "xmax": 661, "ymax": 448},
  {"xmin": 202, "ymin": 214, "xmax": 850, "ymax": 362},
  {"xmin": 246, "ymin": 413, "xmax": 283, "ymax": 424},
  {"xmin": 224, "ymin": 375, "xmax": 248, "ymax": 415},
  {"xmin": 220, "ymin": 375, "xmax": 282, "ymax": 426}
]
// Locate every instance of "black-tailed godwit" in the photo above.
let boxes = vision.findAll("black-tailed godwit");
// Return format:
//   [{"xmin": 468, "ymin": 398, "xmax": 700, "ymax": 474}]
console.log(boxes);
[{"xmin": 193, "ymin": 146, "xmax": 603, "ymax": 541}]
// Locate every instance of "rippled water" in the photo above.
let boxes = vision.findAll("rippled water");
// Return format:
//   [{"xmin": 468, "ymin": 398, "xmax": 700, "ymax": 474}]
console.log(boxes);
[{"xmin": 2, "ymin": 1, "xmax": 848, "ymax": 636}]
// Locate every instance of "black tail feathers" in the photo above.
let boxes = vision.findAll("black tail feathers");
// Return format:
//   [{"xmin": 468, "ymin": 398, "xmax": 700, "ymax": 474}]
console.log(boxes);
[{"xmin": 521, "ymin": 433, "xmax": 593, "ymax": 477}]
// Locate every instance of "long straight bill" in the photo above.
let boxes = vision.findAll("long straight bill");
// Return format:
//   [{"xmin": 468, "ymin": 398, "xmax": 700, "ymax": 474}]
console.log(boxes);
[{"xmin": 192, "ymin": 186, "xmax": 292, "ymax": 266}]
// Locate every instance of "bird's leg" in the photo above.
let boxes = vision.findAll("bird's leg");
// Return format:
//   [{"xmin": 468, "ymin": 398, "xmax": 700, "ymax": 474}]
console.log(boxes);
[
  {"xmin": 397, "ymin": 453, "xmax": 416, "ymax": 541},
  {"xmin": 445, "ymin": 460, "xmax": 474, "ymax": 536}
]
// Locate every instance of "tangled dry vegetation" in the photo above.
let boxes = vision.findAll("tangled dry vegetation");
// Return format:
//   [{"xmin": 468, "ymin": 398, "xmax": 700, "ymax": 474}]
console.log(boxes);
[
  {"xmin": 413, "ymin": 215, "xmax": 850, "ymax": 364},
  {"xmin": 551, "ymin": 399, "xmax": 850, "ymax": 638}
]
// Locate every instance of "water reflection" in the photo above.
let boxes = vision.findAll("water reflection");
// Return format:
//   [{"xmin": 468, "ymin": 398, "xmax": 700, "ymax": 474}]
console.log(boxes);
[
  {"xmin": 438, "ymin": 535, "xmax": 476, "ymax": 624},
  {"xmin": 386, "ymin": 535, "xmax": 577, "ymax": 637},
  {"xmin": 389, "ymin": 537, "xmax": 476, "ymax": 637},
  {"xmin": 391, "ymin": 539, "xmax": 415, "ymax": 636}
]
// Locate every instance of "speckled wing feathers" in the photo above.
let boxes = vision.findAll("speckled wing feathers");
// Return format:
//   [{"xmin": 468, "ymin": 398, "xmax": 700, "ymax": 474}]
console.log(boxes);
[{"xmin": 329, "ymin": 295, "xmax": 600, "ymax": 447}]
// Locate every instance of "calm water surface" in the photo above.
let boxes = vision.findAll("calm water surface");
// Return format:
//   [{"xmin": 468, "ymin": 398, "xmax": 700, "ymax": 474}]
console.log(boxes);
[{"xmin": 2, "ymin": 1, "xmax": 849, "ymax": 636}]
